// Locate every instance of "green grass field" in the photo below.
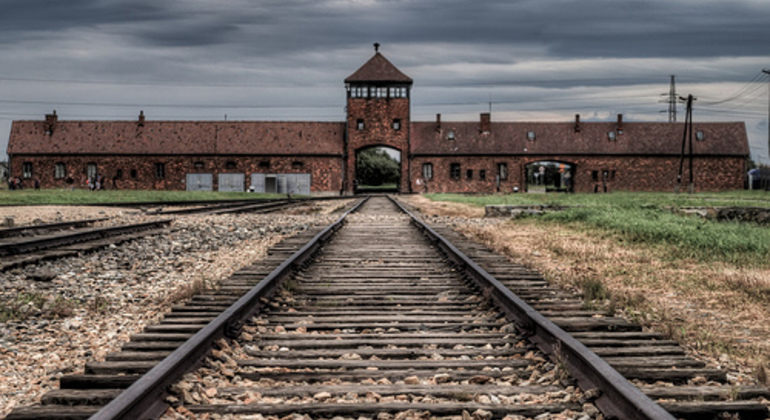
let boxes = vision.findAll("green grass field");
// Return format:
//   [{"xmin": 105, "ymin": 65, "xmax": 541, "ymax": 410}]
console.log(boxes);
[
  {"xmin": 0, "ymin": 189, "xmax": 288, "ymax": 205},
  {"xmin": 425, "ymin": 191, "xmax": 770, "ymax": 267}
]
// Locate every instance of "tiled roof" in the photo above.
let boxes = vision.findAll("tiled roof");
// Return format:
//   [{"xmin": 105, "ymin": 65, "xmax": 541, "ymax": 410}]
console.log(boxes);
[
  {"xmin": 7, "ymin": 120, "xmax": 345, "ymax": 156},
  {"xmin": 345, "ymin": 53, "xmax": 413, "ymax": 84},
  {"xmin": 411, "ymin": 121, "xmax": 749, "ymax": 157}
]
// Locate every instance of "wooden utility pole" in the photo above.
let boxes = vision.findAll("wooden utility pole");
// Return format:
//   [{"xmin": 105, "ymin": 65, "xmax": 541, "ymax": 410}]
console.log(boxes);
[{"xmin": 676, "ymin": 94, "xmax": 696, "ymax": 194}]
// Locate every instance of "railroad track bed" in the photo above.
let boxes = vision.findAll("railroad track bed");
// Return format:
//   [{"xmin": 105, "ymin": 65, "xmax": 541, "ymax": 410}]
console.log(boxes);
[
  {"xmin": 5, "ymin": 197, "xmax": 769, "ymax": 419},
  {"xmin": 158, "ymin": 200, "xmax": 592, "ymax": 420},
  {"xmin": 405, "ymin": 203, "xmax": 770, "ymax": 419},
  {"xmin": 1, "ymin": 208, "xmax": 347, "ymax": 419}
]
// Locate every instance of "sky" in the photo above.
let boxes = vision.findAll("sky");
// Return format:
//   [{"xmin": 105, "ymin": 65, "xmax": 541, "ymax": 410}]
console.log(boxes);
[{"xmin": 1, "ymin": 0, "xmax": 769, "ymax": 164}]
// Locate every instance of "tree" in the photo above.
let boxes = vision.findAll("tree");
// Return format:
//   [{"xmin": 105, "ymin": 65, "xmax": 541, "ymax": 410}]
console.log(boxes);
[{"xmin": 356, "ymin": 148, "xmax": 400, "ymax": 186}]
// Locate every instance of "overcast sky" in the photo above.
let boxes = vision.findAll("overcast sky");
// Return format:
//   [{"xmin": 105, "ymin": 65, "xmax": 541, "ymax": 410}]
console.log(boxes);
[{"xmin": 1, "ymin": 0, "xmax": 769, "ymax": 163}]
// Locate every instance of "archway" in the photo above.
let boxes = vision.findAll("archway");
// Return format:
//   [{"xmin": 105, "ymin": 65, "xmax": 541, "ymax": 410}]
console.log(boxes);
[
  {"xmin": 525, "ymin": 161, "xmax": 575, "ymax": 193},
  {"xmin": 354, "ymin": 146, "xmax": 401, "ymax": 193}
]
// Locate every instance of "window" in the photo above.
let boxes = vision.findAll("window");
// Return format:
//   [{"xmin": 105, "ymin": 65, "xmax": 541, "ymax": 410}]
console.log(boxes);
[
  {"xmin": 130, "ymin": 169, "xmax": 137, "ymax": 178},
  {"xmin": 450, "ymin": 163, "xmax": 461, "ymax": 180},
  {"xmin": 373, "ymin": 87, "xmax": 387, "ymax": 98},
  {"xmin": 393, "ymin": 119, "xmax": 401, "ymax": 131},
  {"xmin": 55, "ymin": 162, "xmax": 66, "ymax": 179},
  {"xmin": 259, "ymin": 161, "xmax": 270, "ymax": 169},
  {"xmin": 608, "ymin": 131, "xmax": 617, "ymax": 141},
  {"xmin": 527, "ymin": 131, "xmax": 536, "ymax": 141},
  {"xmin": 447, "ymin": 130, "xmax": 455, "ymax": 141},
  {"xmin": 292, "ymin": 161, "xmax": 304, "ymax": 170},
  {"xmin": 116, "ymin": 169, "xmax": 123, "ymax": 180},
  {"xmin": 225, "ymin": 161, "xmax": 237, "ymax": 170},
  {"xmin": 479, "ymin": 170, "xmax": 486, "ymax": 180},
  {"xmin": 696, "ymin": 131, "xmax": 705, "ymax": 141},
  {"xmin": 155, "ymin": 163, "xmax": 165, "ymax": 179},
  {"xmin": 466, "ymin": 169, "xmax": 473, "ymax": 180},
  {"xmin": 350, "ymin": 86, "xmax": 368, "ymax": 98},
  {"xmin": 602, "ymin": 170, "xmax": 609, "ymax": 181},
  {"xmin": 357, "ymin": 119, "xmax": 365, "ymax": 130},
  {"xmin": 22, "ymin": 162, "xmax": 33, "ymax": 179},
  {"xmin": 86, "ymin": 163, "xmax": 97, "ymax": 179},
  {"xmin": 497, "ymin": 163, "xmax": 508, "ymax": 180},
  {"xmin": 194, "ymin": 161, "xmax": 205, "ymax": 170},
  {"xmin": 422, "ymin": 163, "xmax": 433, "ymax": 180},
  {"xmin": 389, "ymin": 86, "xmax": 408, "ymax": 98},
  {"xmin": 591, "ymin": 170, "xmax": 599, "ymax": 181}
]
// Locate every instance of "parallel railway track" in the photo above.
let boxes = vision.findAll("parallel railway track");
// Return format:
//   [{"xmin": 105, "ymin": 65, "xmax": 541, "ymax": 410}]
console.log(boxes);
[{"xmin": 5, "ymin": 196, "xmax": 769, "ymax": 420}]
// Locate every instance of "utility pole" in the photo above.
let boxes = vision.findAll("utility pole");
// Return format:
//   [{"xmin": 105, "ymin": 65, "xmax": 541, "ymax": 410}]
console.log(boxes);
[
  {"xmin": 759, "ymin": 69, "xmax": 770, "ymax": 191},
  {"xmin": 667, "ymin": 75, "xmax": 677, "ymax": 123},
  {"xmin": 676, "ymin": 94, "xmax": 696, "ymax": 194}
]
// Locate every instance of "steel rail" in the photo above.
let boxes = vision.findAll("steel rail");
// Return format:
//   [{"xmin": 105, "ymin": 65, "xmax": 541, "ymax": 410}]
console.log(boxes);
[
  {"xmin": 0, "ymin": 219, "xmax": 173, "ymax": 257},
  {"xmin": 390, "ymin": 197, "xmax": 676, "ymax": 420},
  {"xmin": 89, "ymin": 196, "xmax": 368, "ymax": 420},
  {"xmin": 0, "ymin": 217, "xmax": 109, "ymax": 239}
]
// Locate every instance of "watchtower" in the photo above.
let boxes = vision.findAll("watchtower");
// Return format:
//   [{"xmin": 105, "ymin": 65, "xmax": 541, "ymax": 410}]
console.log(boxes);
[{"xmin": 344, "ymin": 43, "xmax": 413, "ymax": 193}]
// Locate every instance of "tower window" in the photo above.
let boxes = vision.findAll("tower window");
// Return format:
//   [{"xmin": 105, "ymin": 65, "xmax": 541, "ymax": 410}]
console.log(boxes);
[
  {"xmin": 393, "ymin": 119, "xmax": 401, "ymax": 131},
  {"xmin": 450, "ymin": 163, "xmax": 461, "ymax": 180},
  {"xmin": 357, "ymin": 119, "xmax": 365, "ymax": 130}
]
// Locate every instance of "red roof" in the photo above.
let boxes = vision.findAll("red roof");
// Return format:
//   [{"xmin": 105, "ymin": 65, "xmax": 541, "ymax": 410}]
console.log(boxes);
[
  {"xmin": 411, "ymin": 120, "xmax": 748, "ymax": 157},
  {"xmin": 7, "ymin": 120, "xmax": 345, "ymax": 156},
  {"xmin": 345, "ymin": 52, "xmax": 413, "ymax": 84}
]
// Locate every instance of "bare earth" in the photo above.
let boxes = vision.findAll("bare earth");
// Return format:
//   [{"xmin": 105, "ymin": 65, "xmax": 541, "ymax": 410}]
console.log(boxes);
[{"xmin": 400, "ymin": 195, "xmax": 770, "ymax": 387}]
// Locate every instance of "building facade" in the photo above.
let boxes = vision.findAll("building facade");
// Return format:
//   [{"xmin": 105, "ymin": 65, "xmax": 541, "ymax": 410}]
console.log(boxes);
[{"xmin": 6, "ymin": 48, "xmax": 749, "ymax": 194}]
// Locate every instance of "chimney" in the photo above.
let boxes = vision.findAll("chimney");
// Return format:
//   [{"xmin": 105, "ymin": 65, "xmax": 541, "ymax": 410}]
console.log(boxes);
[
  {"xmin": 574, "ymin": 114, "xmax": 581, "ymax": 133},
  {"xmin": 480, "ymin": 113, "xmax": 491, "ymax": 133},
  {"xmin": 617, "ymin": 113, "xmax": 623, "ymax": 134},
  {"xmin": 138, "ymin": 110, "xmax": 145, "ymax": 127},
  {"xmin": 44, "ymin": 110, "xmax": 58, "ymax": 135},
  {"xmin": 436, "ymin": 114, "xmax": 441, "ymax": 132}
]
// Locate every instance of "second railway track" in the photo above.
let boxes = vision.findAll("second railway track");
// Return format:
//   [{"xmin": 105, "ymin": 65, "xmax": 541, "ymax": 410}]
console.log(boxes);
[{"xmin": 6, "ymin": 196, "xmax": 769, "ymax": 420}]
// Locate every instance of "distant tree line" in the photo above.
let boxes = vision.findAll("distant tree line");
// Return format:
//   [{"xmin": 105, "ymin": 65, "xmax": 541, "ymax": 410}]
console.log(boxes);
[{"xmin": 356, "ymin": 148, "xmax": 400, "ymax": 186}]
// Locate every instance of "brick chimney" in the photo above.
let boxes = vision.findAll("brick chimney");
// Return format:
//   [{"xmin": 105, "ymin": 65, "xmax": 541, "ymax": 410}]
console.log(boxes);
[
  {"xmin": 44, "ymin": 110, "xmax": 58, "ymax": 135},
  {"xmin": 617, "ymin": 113, "xmax": 623, "ymax": 134},
  {"xmin": 574, "ymin": 114, "xmax": 581, "ymax": 133},
  {"xmin": 480, "ymin": 113, "xmax": 491, "ymax": 133},
  {"xmin": 138, "ymin": 110, "xmax": 145, "ymax": 127},
  {"xmin": 436, "ymin": 114, "xmax": 441, "ymax": 132}
]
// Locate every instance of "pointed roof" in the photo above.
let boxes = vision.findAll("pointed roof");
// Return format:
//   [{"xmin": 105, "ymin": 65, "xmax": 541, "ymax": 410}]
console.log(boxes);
[{"xmin": 345, "ymin": 52, "xmax": 412, "ymax": 84}]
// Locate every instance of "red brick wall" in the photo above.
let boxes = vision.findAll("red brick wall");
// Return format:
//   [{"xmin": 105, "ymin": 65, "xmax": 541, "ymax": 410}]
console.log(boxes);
[
  {"xmin": 346, "ymin": 96, "xmax": 410, "ymax": 193},
  {"xmin": 9, "ymin": 155, "xmax": 343, "ymax": 192},
  {"xmin": 410, "ymin": 155, "xmax": 746, "ymax": 193}
]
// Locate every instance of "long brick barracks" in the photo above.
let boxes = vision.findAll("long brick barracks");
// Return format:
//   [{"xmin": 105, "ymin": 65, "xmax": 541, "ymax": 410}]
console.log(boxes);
[{"xmin": 6, "ymin": 48, "xmax": 749, "ymax": 194}]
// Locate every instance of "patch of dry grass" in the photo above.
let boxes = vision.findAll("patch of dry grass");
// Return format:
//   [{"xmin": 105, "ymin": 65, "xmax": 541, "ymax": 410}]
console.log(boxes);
[{"xmin": 402, "ymin": 194, "xmax": 770, "ymax": 380}]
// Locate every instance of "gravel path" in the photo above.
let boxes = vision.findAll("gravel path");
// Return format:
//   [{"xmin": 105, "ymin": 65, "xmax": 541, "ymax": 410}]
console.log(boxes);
[{"xmin": 0, "ymin": 202, "xmax": 348, "ymax": 417}]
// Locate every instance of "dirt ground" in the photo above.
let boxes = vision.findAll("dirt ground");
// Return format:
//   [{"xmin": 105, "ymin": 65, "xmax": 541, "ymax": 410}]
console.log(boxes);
[{"xmin": 400, "ymin": 195, "xmax": 770, "ymax": 386}]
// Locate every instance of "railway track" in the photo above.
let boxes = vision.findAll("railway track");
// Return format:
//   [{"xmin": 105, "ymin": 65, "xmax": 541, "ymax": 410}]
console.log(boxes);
[
  {"xmin": 0, "ymin": 219, "xmax": 172, "ymax": 271},
  {"xmin": 5, "ymin": 196, "xmax": 769, "ymax": 419}
]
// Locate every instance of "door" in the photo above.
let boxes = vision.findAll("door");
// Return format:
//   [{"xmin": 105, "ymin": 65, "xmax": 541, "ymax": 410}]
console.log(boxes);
[
  {"xmin": 218, "ymin": 173, "xmax": 245, "ymax": 192},
  {"xmin": 186, "ymin": 173, "xmax": 213, "ymax": 191},
  {"xmin": 251, "ymin": 174, "xmax": 266, "ymax": 193}
]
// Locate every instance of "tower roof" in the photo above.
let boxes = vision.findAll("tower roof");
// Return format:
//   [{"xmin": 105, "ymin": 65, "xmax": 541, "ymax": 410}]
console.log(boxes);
[{"xmin": 345, "ymin": 51, "xmax": 412, "ymax": 84}]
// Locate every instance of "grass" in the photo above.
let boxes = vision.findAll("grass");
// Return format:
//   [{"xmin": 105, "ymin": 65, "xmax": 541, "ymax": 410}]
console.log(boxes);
[
  {"xmin": 425, "ymin": 191, "xmax": 770, "ymax": 267},
  {"xmin": 0, "ymin": 189, "xmax": 289, "ymax": 205}
]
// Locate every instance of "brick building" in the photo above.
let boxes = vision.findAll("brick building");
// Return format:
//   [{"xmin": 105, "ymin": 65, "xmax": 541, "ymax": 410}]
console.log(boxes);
[{"xmin": 6, "ymin": 47, "xmax": 749, "ymax": 194}]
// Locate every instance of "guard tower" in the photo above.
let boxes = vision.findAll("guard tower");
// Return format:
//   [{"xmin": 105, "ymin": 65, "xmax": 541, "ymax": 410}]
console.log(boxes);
[{"xmin": 344, "ymin": 43, "xmax": 413, "ymax": 193}]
